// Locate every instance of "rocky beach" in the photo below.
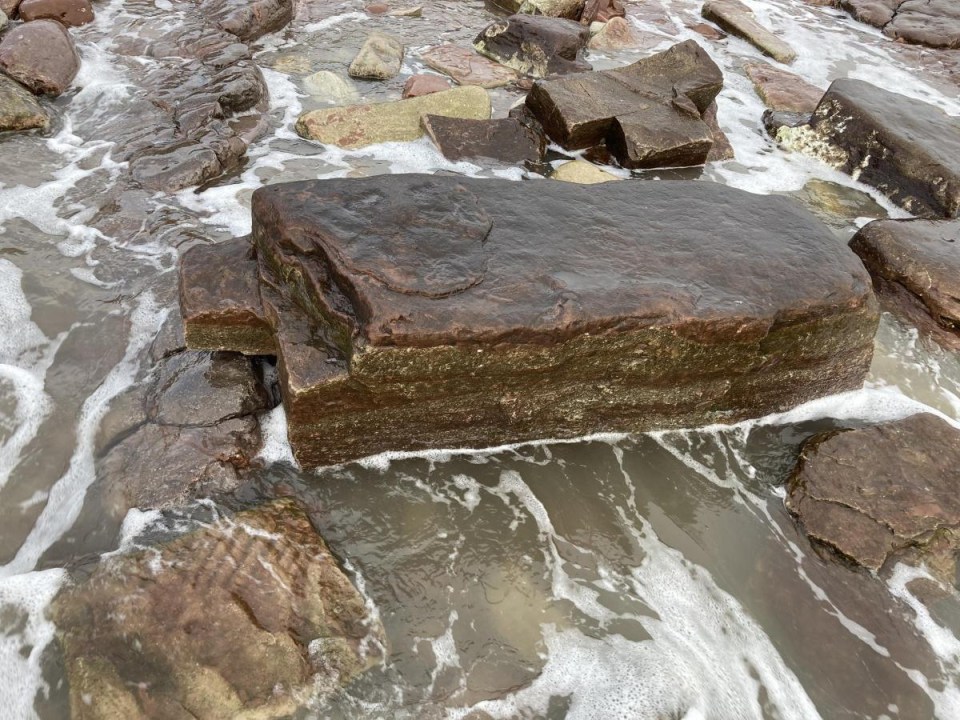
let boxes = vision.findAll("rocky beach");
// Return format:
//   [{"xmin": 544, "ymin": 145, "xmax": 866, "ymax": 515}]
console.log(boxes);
[{"xmin": 1, "ymin": 0, "xmax": 960, "ymax": 718}]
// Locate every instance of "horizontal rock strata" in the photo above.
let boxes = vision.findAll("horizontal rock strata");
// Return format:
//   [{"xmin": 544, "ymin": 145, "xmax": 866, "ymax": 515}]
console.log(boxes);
[{"xmin": 180, "ymin": 175, "xmax": 879, "ymax": 468}]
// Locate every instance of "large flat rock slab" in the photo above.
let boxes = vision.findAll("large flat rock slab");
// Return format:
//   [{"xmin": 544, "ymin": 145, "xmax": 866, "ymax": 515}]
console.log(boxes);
[
  {"xmin": 841, "ymin": 0, "xmax": 960, "ymax": 49},
  {"xmin": 786, "ymin": 414, "xmax": 960, "ymax": 579},
  {"xmin": 181, "ymin": 175, "xmax": 877, "ymax": 467},
  {"xmin": 808, "ymin": 79, "xmax": 960, "ymax": 218}
]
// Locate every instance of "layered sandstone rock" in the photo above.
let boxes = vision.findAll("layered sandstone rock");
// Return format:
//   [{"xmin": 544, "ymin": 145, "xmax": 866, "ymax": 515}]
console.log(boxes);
[{"xmin": 180, "ymin": 175, "xmax": 878, "ymax": 468}]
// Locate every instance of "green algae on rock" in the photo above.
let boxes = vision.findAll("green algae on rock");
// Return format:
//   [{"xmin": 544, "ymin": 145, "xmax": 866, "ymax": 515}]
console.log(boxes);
[
  {"xmin": 179, "ymin": 175, "xmax": 878, "ymax": 468},
  {"xmin": 52, "ymin": 499, "xmax": 385, "ymax": 720}
]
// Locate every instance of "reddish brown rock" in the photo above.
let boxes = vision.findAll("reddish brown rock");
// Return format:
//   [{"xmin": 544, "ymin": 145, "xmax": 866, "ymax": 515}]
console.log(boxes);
[
  {"xmin": 473, "ymin": 14, "xmax": 591, "ymax": 78},
  {"xmin": 0, "ymin": 19, "xmax": 79, "ymax": 96},
  {"xmin": 402, "ymin": 73, "xmax": 451, "ymax": 98},
  {"xmin": 366, "ymin": 2, "xmax": 389, "ymax": 13},
  {"xmin": 886, "ymin": 0, "xmax": 960, "ymax": 49},
  {"xmin": 743, "ymin": 61, "xmax": 824, "ymax": 113},
  {"xmin": 850, "ymin": 217, "xmax": 960, "ymax": 349},
  {"xmin": 421, "ymin": 114, "xmax": 545, "ymax": 163},
  {"xmin": 703, "ymin": 101, "xmax": 734, "ymax": 161},
  {"xmin": 205, "ymin": 0, "xmax": 292, "ymax": 42},
  {"xmin": 702, "ymin": 0, "xmax": 797, "ymax": 63},
  {"xmin": 0, "ymin": 0, "xmax": 19, "ymax": 17},
  {"xmin": 687, "ymin": 21, "xmax": 727, "ymax": 40},
  {"xmin": 580, "ymin": 0, "xmax": 625, "ymax": 24},
  {"xmin": 421, "ymin": 44, "xmax": 518, "ymax": 88},
  {"xmin": 182, "ymin": 175, "xmax": 878, "ymax": 468},
  {"xmin": 787, "ymin": 414, "xmax": 960, "ymax": 578},
  {"xmin": 18, "ymin": 0, "xmax": 93, "ymax": 26},
  {"xmin": 840, "ymin": 0, "xmax": 898, "ymax": 27}
]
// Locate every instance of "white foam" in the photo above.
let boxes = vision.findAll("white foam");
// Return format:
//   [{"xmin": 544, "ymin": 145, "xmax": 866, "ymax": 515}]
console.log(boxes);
[
  {"xmin": 302, "ymin": 11, "xmax": 368, "ymax": 34},
  {"xmin": 0, "ymin": 569, "xmax": 66, "ymax": 720},
  {"xmin": 256, "ymin": 405, "xmax": 299, "ymax": 467}
]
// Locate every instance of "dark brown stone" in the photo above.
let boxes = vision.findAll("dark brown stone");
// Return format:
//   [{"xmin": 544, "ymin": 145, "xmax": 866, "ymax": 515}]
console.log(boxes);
[
  {"xmin": 402, "ymin": 73, "xmax": 451, "ymax": 98},
  {"xmin": 886, "ymin": 0, "xmax": 960, "ymax": 49},
  {"xmin": 580, "ymin": 0, "xmax": 624, "ymax": 24},
  {"xmin": 762, "ymin": 109, "xmax": 810, "ymax": 137},
  {"xmin": 0, "ymin": 19, "xmax": 79, "ymax": 96},
  {"xmin": 525, "ymin": 40, "xmax": 723, "ymax": 169},
  {"xmin": 703, "ymin": 101, "xmax": 734, "ymax": 161},
  {"xmin": 182, "ymin": 175, "xmax": 878, "ymax": 468},
  {"xmin": 850, "ymin": 217, "xmax": 960, "ymax": 348},
  {"xmin": 421, "ymin": 114, "xmax": 546, "ymax": 163},
  {"xmin": 687, "ymin": 21, "xmax": 727, "ymax": 40},
  {"xmin": 51, "ymin": 499, "xmax": 386, "ymax": 720},
  {"xmin": 473, "ymin": 14, "xmax": 591, "ymax": 78},
  {"xmin": 786, "ymin": 414, "xmax": 960, "ymax": 578},
  {"xmin": 204, "ymin": 0, "xmax": 293, "ymax": 42},
  {"xmin": 18, "ymin": 0, "xmax": 93, "ymax": 26},
  {"xmin": 809, "ymin": 79, "xmax": 960, "ymax": 218}
]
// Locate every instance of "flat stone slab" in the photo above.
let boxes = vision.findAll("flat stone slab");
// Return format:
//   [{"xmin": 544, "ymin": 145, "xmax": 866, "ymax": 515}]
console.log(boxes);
[
  {"xmin": 850, "ymin": 217, "xmax": 960, "ymax": 348},
  {"xmin": 743, "ymin": 61, "xmax": 824, "ymax": 113},
  {"xmin": 807, "ymin": 79, "xmax": 960, "ymax": 218},
  {"xmin": 181, "ymin": 175, "xmax": 878, "ymax": 468},
  {"xmin": 702, "ymin": 0, "xmax": 797, "ymax": 63},
  {"xmin": 841, "ymin": 0, "xmax": 960, "ymax": 49},
  {"xmin": 787, "ymin": 414, "xmax": 960, "ymax": 577},
  {"xmin": 474, "ymin": 14, "xmax": 591, "ymax": 78},
  {"xmin": 420, "ymin": 44, "xmax": 519, "ymax": 88},
  {"xmin": 526, "ymin": 40, "xmax": 723, "ymax": 168},
  {"xmin": 421, "ymin": 114, "xmax": 545, "ymax": 164}
]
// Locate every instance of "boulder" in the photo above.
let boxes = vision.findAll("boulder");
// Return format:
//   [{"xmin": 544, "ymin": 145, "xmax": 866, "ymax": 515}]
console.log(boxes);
[
  {"xmin": 181, "ymin": 175, "xmax": 878, "ymax": 468},
  {"xmin": 850, "ymin": 217, "xmax": 960, "ymax": 347},
  {"xmin": 421, "ymin": 44, "xmax": 519, "ymax": 88},
  {"xmin": 587, "ymin": 16, "xmax": 641, "ymax": 50},
  {"xmin": 786, "ymin": 414, "xmax": 960, "ymax": 579},
  {"xmin": 0, "ymin": 73, "xmax": 48, "ymax": 132},
  {"xmin": 525, "ymin": 40, "xmax": 723, "ymax": 168},
  {"xmin": 421, "ymin": 114, "xmax": 545, "ymax": 163},
  {"xmin": 808, "ymin": 79, "xmax": 960, "ymax": 218},
  {"xmin": 473, "ymin": 14, "xmax": 591, "ymax": 78},
  {"xmin": 303, "ymin": 70, "xmax": 359, "ymax": 103},
  {"xmin": 348, "ymin": 32, "xmax": 404, "ymax": 80},
  {"xmin": 702, "ymin": 0, "xmax": 797, "ymax": 63},
  {"xmin": 518, "ymin": 0, "xmax": 583, "ymax": 19},
  {"xmin": 51, "ymin": 499, "xmax": 386, "ymax": 720},
  {"xmin": 18, "ymin": 0, "xmax": 94, "ymax": 26},
  {"xmin": 402, "ymin": 73, "xmax": 451, "ymax": 98},
  {"xmin": 295, "ymin": 85, "xmax": 491, "ymax": 149},
  {"xmin": 580, "ymin": 0, "xmax": 625, "ymax": 24},
  {"xmin": 0, "ymin": 19, "xmax": 79, "ymax": 96},
  {"xmin": 885, "ymin": 0, "xmax": 960, "ymax": 49},
  {"xmin": 840, "ymin": 0, "xmax": 898, "ymax": 28},
  {"xmin": 743, "ymin": 61, "xmax": 824, "ymax": 113},
  {"xmin": 204, "ymin": 0, "xmax": 293, "ymax": 42},
  {"xmin": 551, "ymin": 159, "xmax": 620, "ymax": 182}
]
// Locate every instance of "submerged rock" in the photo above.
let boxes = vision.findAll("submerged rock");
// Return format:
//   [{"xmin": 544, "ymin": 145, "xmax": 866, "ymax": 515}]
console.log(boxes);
[
  {"xmin": 551, "ymin": 159, "xmax": 620, "ymax": 183},
  {"xmin": 52, "ymin": 499, "xmax": 385, "ymax": 719},
  {"xmin": 787, "ymin": 414, "xmax": 960, "ymax": 581},
  {"xmin": 349, "ymin": 32, "xmax": 404, "ymax": 80},
  {"xmin": 473, "ymin": 14, "xmax": 591, "ymax": 78},
  {"xmin": 743, "ymin": 61, "xmax": 824, "ymax": 113},
  {"xmin": 295, "ymin": 85, "xmax": 491, "ymax": 149},
  {"xmin": 792, "ymin": 178, "xmax": 887, "ymax": 231},
  {"xmin": 402, "ymin": 73, "xmax": 451, "ymax": 98},
  {"xmin": 421, "ymin": 114, "xmax": 546, "ymax": 164},
  {"xmin": 808, "ymin": 79, "xmax": 960, "ymax": 218},
  {"xmin": 850, "ymin": 217, "xmax": 960, "ymax": 348},
  {"xmin": 0, "ymin": 73, "xmax": 49, "ymax": 132},
  {"xmin": 303, "ymin": 70, "xmax": 359, "ymax": 103},
  {"xmin": 421, "ymin": 44, "xmax": 519, "ymax": 88},
  {"xmin": 0, "ymin": 19, "xmax": 79, "ymax": 96},
  {"xmin": 18, "ymin": 0, "xmax": 93, "ymax": 26},
  {"xmin": 181, "ymin": 175, "xmax": 878, "ymax": 468},
  {"xmin": 702, "ymin": 0, "xmax": 797, "ymax": 63},
  {"xmin": 525, "ymin": 40, "xmax": 723, "ymax": 168}
]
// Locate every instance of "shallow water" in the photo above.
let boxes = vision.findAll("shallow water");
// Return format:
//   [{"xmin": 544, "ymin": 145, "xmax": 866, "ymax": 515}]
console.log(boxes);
[{"xmin": 2, "ymin": 0, "xmax": 960, "ymax": 717}]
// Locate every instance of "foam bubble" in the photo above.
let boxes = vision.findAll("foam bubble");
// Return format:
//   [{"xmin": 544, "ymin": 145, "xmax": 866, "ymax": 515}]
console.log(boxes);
[{"xmin": 256, "ymin": 405, "xmax": 298, "ymax": 468}]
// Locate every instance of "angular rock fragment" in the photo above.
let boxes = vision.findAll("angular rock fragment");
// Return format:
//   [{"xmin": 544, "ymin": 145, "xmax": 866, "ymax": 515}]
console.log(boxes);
[
  {"xmin": 295, "ymin": 85, "xmax": 491, "ymax": 148},
  {"xmin": 182, "ymin": 175, "xmax": 878, "ymax": 468},
  {"xmin": 581, "ymin": 0, "xmax": 625, "ymax": 24},
  {"xmin": 349, "ymin": 32, "xmax": 404, "ymax": 80},
  {"xmin": 474, "ymin": 14, "xmax": 591, "ymax": 78},
  {"xmin": 421, "ymin": 114, "xmax": 545, "ymax": 163},
  {"xmin": 850, "ymin": 217, "xmax": 960, "ymax": 347},
  {"xmin": 18, "ymin": 0, "xmax": 93, "ymax": 26},
  {"xmin": 551, "ymin": 159, "xmax": 620, "ymax": 182},
  {"xmin": 0, "ymin": 73, "xmax": 49, "ymax": 132},
  {"xmin": 703, "ymin": 101, "xmax": 734, "ymax": 161},
  {"xmin": 587, "ymin": 16, "xmax": 641, "ymax": 50},
  {"xmin": 421, "ymin": 44, "xmax": 519, "ymax": 88},
  {"xmin": 841, "ymin": 0, "xmax": 960, "ymax": 49},
  {"xmin": 786, "ymin": 414, "xmax": 960, "ymax": 579},
  {"xmin": 743, "ymin": 61, "xmax": 824, "ymax": 113},
  {"xmin": 702, "ymin": 0, "xmax": 797, "ymax": 63},
  {"xmin": 402, "ymin": 73, "xmax": 451, "ymax": 98},
  {"xmin": 525, "ymin": 40, "xmax": 723, "ymax": 168},
  {"xmin": 52, "ymin": 499, "xmax": 386, "ymax": 719},
  {"xmin": 808, "ymin": 79, "xmax": 960, "ymax": 218},
  {"xmin": 0, "ymin": 19, "xmax": 79, "ymax": 96}
]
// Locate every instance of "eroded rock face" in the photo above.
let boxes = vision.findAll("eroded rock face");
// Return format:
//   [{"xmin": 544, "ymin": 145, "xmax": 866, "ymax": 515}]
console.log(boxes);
[
  {"xmin": 473, "ymin": 14, "xmax": 591, "ymax": 78},
  {"xmin": 702, "ymin": 0, "xmax": 797, "ymax": 63},
  {"xmin": 808, "ymin": 79, "xmax": 960, "ymax": 218},
  {"xmin": 0, "ymin": 73, "xmax": 48, "ymax": 132},
  {"xmin": 842, "ymin": 0, "xmax": 960, "ymax": 49},
  {"xmin": 850, "ymin": 217, "xmax": 960, "ymax": 348},
  {"xmin": 52, "ymin": 499, "xmax": 386, "ymax": 719},
  {"xmin": 181, "ymin": 175, "xmax": 878, "ymax": 468},
  {"xmin": 18, "ymin": 0, "xmax": 94, "ymax": 26},
  {"xmin": 421, "ymin": 114, "xmax": 545, "ymax": 164},
  {"xmin": 525, "ymin": 40, "xmax": 723, "ymax": 168},
  {"xmin": 0, "ymin": 19, "xmax": 79, "ymax": 96},
  {"xmin": 786, "ymin": 414, "xmax": 960, "ymax": 580}
]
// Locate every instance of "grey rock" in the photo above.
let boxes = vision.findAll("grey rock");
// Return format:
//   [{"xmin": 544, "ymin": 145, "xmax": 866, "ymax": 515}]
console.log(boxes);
[
  {"xmin": 473, "ymin": 14, "xmax": 591, "ymax": 78},
  {"xmin": 0, "ymin": 73, "xmax": 48, "ymax": 132},
  {"xmin": 702, "ymin": 0, "xmax": 797, "ymax": 63}
]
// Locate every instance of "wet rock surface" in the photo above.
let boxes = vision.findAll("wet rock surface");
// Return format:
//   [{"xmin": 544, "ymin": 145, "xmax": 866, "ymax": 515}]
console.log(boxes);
[
  {"xmin": 473, "ymin": 14, "xmax": 591, "ymax": 78},
  {"xmin": 52, "ymin": 498, "xmax": 386, "ymax": 719},
  {"xmin": 702, "ymin": 0, "xmax": 797, "ymax": 63},
  {"xmin": 0, "ymin": 19, "xmax": 79, "ymax": 96},
  {"xmin": 850, "ymin": 217, "xmax": 960, "ymax": 348},
  {"xmin": 402, "ymin": 73, "xmax": 451, "ymax": 98},
  {"xmin": 18, "ymin": 0, "xmax": 93, "ymax": 26},
  {"xmin": 295, "ymin": 85, "xmax": 492, "ymax": 148},
  {"xmin": 551, "ymin": 158, "xmax": 620, "ymax": 182},
  {"xmin": 0, "ymin": 73, "xmax": 48, "ymax": 131},
  {"xmin": 349, "ymin": 32, "xmax": 404, "ymax": 80},
  {"xmin": 743, "ymin": 61, "xmax": 824, "ymax": 113},
  {"xmin": 580, "ymin": 0, "xmax": 625, "ymax": 24},
  {"xmin": 421, "ymin": 43, "xmax": 519, "ymax": 88},
  {"xmin": 787, "ymin": 414, "xmax": 960, "ymax": 579},
  {"xmin": 587, "ymin": 16, "xmax": 641, "ymax": 50},
  {"xmin": 182, "ymin": 175, "xmax": 878, "ymax": 468},
  {"xmin": 421, "ymin": 114, "xmax": 546, "ymax": 164},
  {"xmin": 842, "ymin": 0, "xmax": 960, "ymax": 49},
  {"xmin": 807, "ymin": 79, "xmax": 960, "ymax": 218},
  {"xmin": 526, "ymin": 40, "xmax": 723, "ymax": 168}
]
